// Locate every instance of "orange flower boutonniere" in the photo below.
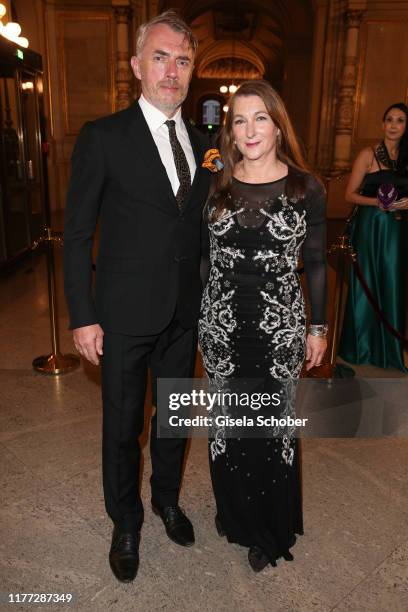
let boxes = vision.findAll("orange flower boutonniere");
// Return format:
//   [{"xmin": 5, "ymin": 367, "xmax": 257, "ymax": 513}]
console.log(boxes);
[{"xmin": 202, "ymin": 148, "xmax": 224, "ymax": 173}]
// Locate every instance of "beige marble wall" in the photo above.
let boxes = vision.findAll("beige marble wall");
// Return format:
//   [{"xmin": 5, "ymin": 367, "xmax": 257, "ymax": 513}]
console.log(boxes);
[
  {"xmin": 311, "ymin": 0, "xmax": 408, "ymax": 217},
  {"xmin": 7, "ymin": 0, "xmax": 408, "ymax": 215},
  {"xmin": 58, "ymin": 13, "xmax": 115, "ymax": 134},
  {"xmin": 353, "ymin": 18, "xmax": 408, "ymax": 154},
  {"xmin": 50, "ymin": 4, "xmax": 116, "ymax": 210},
  {"xmin": 5, "ymin": 0, "xmax": 145, "ymax": 212},
  {"xmin": 282, "ymin": 51, "xmax": 313, "ymax": 152}
]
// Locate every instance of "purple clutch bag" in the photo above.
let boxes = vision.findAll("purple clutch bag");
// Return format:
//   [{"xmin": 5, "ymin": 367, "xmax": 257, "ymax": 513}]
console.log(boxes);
[{"xmin": 377, "ymin": 183, "xmax": 398, "ymax": 209}]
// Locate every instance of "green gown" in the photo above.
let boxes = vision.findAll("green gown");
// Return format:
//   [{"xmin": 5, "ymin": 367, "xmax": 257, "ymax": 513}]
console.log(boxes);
[{"xmin": 338, "ymin": 169, "xmax": 408, "ymax": 371}]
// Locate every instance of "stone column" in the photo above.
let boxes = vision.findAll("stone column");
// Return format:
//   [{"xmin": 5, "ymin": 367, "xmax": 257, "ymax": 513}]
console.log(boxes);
[
  {"xmin": 113, "ymin": 2, "xmax": 133, "ymax": 111},
  {"xmin": 332, "ymin": 9, "xmax": 364, "ymax": 173},
  {"xmin": 307, "ymin": 0, "xmax": 329, "ymax": 167}
]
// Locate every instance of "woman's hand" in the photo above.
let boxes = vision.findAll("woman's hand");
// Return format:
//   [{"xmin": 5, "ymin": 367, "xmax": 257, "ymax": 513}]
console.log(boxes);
[
  {"xmin": 305, "ymin": 334, "xmax": 327, "ymax": 370},
  {"xmin": 376, "ymin": 198, "xmax": 389, "ymax": 212},
  {"xmin": 389, "ymin": 197, "xmax": 408, "ymax": 211}
]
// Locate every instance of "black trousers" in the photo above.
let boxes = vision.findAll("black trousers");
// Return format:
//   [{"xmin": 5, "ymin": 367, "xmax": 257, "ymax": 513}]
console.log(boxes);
[{"xmin": 101, "ymin": 316, "xmax": 197, "ymax": 533}]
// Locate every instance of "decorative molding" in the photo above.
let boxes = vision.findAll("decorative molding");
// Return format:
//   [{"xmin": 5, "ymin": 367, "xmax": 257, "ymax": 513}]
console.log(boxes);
[
  {"xmin": 200, "ymin": 58, "xmax": 262, "ymax": 80},
  {"xmin": 345, "ymin": 9, "xmax": 364, "ymax": 29},
  {"xmin": 332, "ymin": 8, "xmax": 365, "ymax": 171},
  {"xmin": 113, "ymin": 4, "xmax": 133, "ymax": 110},
  {"xmin": 114, "ymin": 5, "xmax": 132, "ymax": 23},
  {"xmin": 196, "ymin": 40, "xmax": 266, "ymax": 80}
]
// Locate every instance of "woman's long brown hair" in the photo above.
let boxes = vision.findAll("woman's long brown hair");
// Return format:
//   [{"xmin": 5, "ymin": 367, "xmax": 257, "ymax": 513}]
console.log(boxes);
[{"xmin": 209, "ymin": 80, "xmax": 317, "ymax": 219}]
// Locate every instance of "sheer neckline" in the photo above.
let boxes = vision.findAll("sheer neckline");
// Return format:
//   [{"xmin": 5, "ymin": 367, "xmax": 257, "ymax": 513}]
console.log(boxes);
[
  {"xmin": 366, "ymin": 169, "xmax": 396, "ymax": 176},
  {"xmin": 232, "ymin": 174, "xmax": 288, "ymax": 186}
]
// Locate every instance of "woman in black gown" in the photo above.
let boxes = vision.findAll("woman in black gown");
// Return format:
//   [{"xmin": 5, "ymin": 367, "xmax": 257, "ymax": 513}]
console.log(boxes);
[{"xmin": 198, "ymin": 81, "xmax": 328, "ymax": 571}]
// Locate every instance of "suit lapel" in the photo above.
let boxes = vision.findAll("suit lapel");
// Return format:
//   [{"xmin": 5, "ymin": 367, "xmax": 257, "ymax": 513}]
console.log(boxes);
[
  {"xmin": 127, "ymin": 102, "xmax": 178, "ymax": 212},
  {"xmin": 126, "ymin": 102, "xmax": 206, "ymax": 214},
  {"xmin": 184, "ymin": 118, "xmax": 202, "ymax": 169},
  {"xmin": 183, "ymin": 119, "xmax": 205, "ymax": 211}
]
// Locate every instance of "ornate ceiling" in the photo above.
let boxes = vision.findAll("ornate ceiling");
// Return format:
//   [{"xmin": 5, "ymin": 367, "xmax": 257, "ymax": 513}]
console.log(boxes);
[
  {"xmin": 159, "ymin": 0, "xmax": 314, "ymax": 82},
  {"xmin": 46, "ymin": 0, "xmax": 314, "ymax": 83}
]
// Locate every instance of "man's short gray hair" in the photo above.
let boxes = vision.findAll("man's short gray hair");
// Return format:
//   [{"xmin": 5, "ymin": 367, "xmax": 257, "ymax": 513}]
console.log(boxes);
[{"xmin": 135, "ymin": 10, "xmax": 198, "ymax": 57}]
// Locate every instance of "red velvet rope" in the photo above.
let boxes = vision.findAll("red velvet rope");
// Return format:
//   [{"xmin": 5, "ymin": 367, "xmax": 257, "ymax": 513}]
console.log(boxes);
[{"xmin": 351, "ymin": 256, "xmax": 408, "ymax": 349}]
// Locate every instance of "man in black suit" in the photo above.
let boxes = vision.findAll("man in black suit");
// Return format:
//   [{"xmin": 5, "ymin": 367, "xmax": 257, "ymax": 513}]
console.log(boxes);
[{"xmin": 64, "ymin": 11, "xmax": 210, "ymax": 582}]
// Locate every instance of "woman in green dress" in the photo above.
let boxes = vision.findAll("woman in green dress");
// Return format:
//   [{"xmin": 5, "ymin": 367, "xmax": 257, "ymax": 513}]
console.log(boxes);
[{"xmin": 338, "ymin": 103, "xmax": 408, "ymax": 371}]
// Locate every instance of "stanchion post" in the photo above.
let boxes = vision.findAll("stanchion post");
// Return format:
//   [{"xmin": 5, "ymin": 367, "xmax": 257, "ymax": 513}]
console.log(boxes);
[
  {"xmin": 327, "ymin": 233, "xmax": 355, "ymax": 368},
  {"xmin": 46, "ymin": 227, "xmax": 58, "ymax": 356},
  {"xmin": 32, "ymin": 226, "xmax": 80, "ymax": 375},
  {"xmin": 326, "ymin": 183, "xmax": 356, "ymax": 368}
]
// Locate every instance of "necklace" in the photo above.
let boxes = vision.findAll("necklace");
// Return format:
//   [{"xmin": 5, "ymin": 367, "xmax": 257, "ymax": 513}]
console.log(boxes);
[{"xmin": 376, "ymin": 140, "xmax": 398, "ymax": 171}]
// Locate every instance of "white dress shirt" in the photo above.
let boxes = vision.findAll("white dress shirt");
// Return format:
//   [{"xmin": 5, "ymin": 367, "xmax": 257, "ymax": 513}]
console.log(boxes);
[{"xmin": 138, "ymin": 94, "xmax": 196, "ymax": 196}]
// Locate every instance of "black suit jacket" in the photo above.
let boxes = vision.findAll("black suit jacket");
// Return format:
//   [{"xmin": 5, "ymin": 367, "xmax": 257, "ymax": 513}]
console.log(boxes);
[{"xmin": 63, "ymin": 102, "xmax": 210, "ymax": 335}]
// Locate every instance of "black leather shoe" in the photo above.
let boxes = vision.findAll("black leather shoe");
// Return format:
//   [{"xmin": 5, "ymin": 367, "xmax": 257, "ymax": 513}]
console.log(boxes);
[
  {"xmin": 109, "ymin": 527, "xmax": 140, "ymax": 582},
  {"xmin": 152, "ymin": 504, "xmax": 195, "ymax": 547},
  {"xmin": 248, "ymin": 546, "xmax": 272, "ymax": 572}
]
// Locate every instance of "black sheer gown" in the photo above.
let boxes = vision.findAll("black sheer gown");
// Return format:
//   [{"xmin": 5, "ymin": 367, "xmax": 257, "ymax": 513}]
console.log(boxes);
[{"xmin": 198, "ymin": 168, "xmax": 327, "ymax": 565}]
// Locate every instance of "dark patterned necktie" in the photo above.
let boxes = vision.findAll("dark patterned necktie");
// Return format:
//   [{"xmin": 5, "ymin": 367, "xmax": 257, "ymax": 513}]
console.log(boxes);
[{"xmin": 165, "ymin": 119, "xmax": 191, "ymax": 208}]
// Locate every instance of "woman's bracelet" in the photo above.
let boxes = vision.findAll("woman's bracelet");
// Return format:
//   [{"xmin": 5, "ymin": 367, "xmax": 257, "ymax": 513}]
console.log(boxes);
[{"xmin": 308, "ymin": 324, "xmax": 328, "ymax": 338}]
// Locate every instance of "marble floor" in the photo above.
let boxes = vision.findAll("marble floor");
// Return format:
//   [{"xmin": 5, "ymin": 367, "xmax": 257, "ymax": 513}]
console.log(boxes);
[{"xmin": 1, "ymin": 245, "xmax": 408, "ymax": 612}]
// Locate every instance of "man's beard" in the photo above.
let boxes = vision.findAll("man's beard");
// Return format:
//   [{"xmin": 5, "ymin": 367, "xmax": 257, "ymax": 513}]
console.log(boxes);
[{"xmin": 153, "ymin": 81, "xmax": 187, "ymax": 113}]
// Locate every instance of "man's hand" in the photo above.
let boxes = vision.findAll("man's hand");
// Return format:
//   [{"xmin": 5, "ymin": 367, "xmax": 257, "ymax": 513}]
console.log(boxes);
[
  {"xmin": 305, "ymin": 334, "xmax": 327, "ymax": 370},
  {"xmin": 73, "ymin": 324, "xmax": 104, "ymax": 365}
]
